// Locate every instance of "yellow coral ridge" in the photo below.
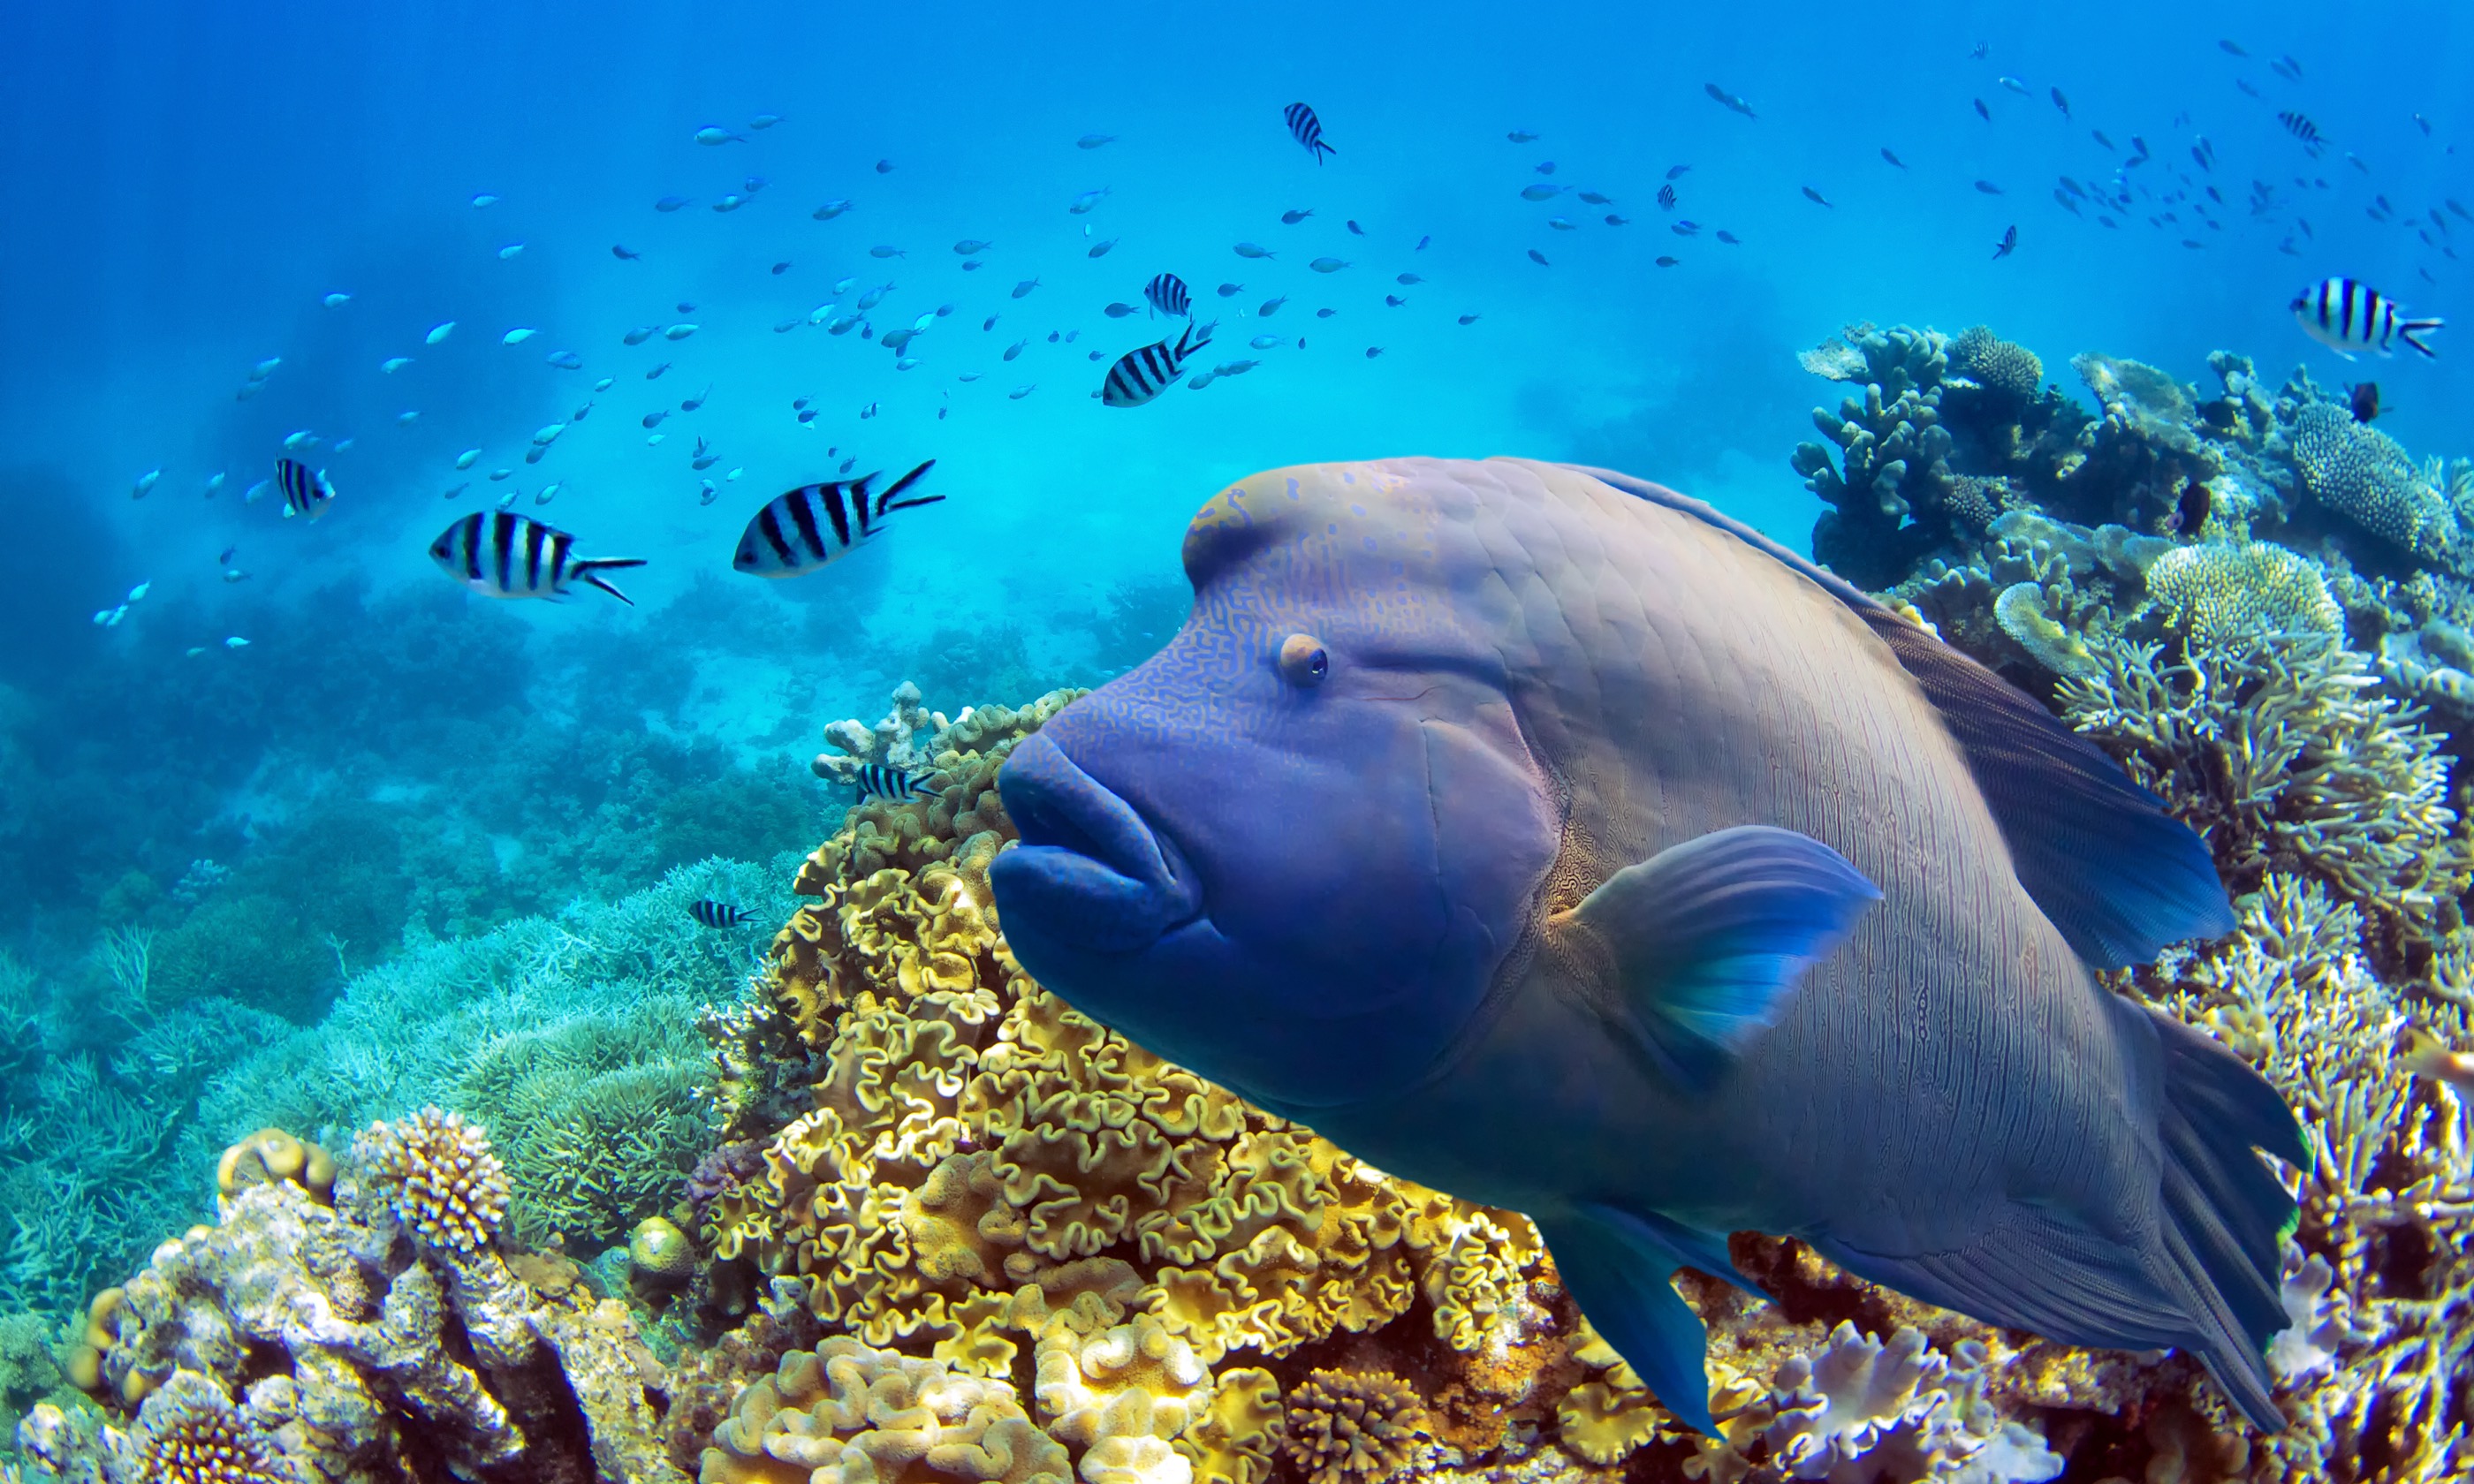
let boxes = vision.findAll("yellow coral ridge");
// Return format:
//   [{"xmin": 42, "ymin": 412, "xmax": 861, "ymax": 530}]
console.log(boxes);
[
  {"xmin": 699, "ymin": 1336, "xmax": 1071, "ymax": 1484},
  {"xmin": 214, "ymin": 1128, "xmax": 336, "ymax": 1203}
]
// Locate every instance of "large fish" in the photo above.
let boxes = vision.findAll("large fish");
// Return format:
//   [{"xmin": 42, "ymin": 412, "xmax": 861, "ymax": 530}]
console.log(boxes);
[{"xmin": 989, "ymin": 457, "xmax": 2300, "ymax": 1432}]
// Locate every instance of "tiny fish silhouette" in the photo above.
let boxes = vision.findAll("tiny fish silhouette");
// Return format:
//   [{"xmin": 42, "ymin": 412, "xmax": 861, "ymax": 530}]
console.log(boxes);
[
  {"xmin": 1992, "ymin": 224, "xmax": 2017, "ymax": 259},
  {"xmin": 1802, "ymin": 186, "xmax": 1833, "ymax": 208}
]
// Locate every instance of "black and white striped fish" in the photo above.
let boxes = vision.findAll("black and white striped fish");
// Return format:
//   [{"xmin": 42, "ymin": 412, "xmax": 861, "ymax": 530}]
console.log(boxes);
[
  {"xmin": 854, "ymin": 762, "xmax": 934, "ymax": 802},
  {"xmin": 732, "ymin": 461, "xmax": 942, "ymax": 578},
  {"xmin": 1144, "ymin": 272, "xmax": 1192, "ymax": 318},
  {"xmin": 2277, "ymin": 110, "xmax": 2325, "ymax": 151},
  {"xmin": 1283, "ymin": 102, "xmax": 1335, "ymax": 163},
  {"xmin": 429, "ymin": 511, "xmax": 648, "ymax": 604},
  {"xmin": 1102, "ymin": 321, "xmax": 1214, "ymax": 408},
  {"xmin": 687, "ymin": 899, "xmax": 753, "ymax": 928},
  {"xmin": 2291, "ymin": 277, "xmax": 2442, "ymax": 360},
  {"xmin": 275, "ymin": 458, "xmax": 335, "ymax": 520}
]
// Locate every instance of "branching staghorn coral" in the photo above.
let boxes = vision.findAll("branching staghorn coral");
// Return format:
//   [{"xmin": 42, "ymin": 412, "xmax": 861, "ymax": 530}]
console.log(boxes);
[
  {"xmin": 2139, "ymin": 874, "xmax": 2474, "ymax": 1484},
  {"xmin": 174, "ymin": 855, "xmax": 788, "ymax": 1251}
]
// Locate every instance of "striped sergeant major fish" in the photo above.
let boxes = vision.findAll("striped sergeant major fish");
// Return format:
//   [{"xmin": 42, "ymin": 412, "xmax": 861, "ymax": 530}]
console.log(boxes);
[
  {"xmin": 733, "ymin": 461, "xmax": 942, "ymax": 578},
  {"xmin": 687, "ymin": 898, "xmax": 753, "ymax": 928},
  {"xmin": 1102, "ymin": 321, "xmax": 1214, "ymax": 408},
  {"xmin": 275, "ymin": 458, "xmax": 335, "ymax": 519},
  {"xmin": 854, "ymin": 762, "xmax": 935, "ymax": 802},
  {"xmin": 1144, "ymin": 271, "xmax": 1192, "ymax": 318},
  {"xmin": 2291, "ymin": 277, "xmax": 2442, "ymax": 360},
  {"xmin": 1283, "ymin": 102, "xmax": 1335, "ymax": 163},
  {"xmin": 429, "ymin": 511, "xmax": 648, "ymax": 604}
]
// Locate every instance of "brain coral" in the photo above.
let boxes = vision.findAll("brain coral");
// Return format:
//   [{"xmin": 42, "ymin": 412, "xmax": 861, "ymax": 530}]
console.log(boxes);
[
  {"xmin": 354, "ymin": 1105, "xmax": 510, "ymax": 1253},
  {"xmin": 1948, "ymin": 324, "xmax": 2043, "ymax": 401}
]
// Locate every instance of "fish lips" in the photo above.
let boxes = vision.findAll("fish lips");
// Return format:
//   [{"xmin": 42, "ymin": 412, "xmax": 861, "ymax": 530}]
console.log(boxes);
[{"xmin": 993, "ymin": 733, "xmax": 1203, "ymax": 953}]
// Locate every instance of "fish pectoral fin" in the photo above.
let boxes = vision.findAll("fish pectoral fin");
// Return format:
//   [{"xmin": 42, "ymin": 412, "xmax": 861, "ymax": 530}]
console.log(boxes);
[
  {"xmin": 1569, "ymin": 825, "xmax": 1879, "ymax": 1087},
  {"xmin": 1537, "ymin": 1206, "xmax": 1722, "ymax": 1434}
]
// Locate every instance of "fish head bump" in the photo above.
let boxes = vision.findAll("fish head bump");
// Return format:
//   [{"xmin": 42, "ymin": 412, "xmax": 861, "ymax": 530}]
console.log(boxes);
[{"xmin": 992, "ymin": 459, "xmax": 1560, "ymax": 1114}]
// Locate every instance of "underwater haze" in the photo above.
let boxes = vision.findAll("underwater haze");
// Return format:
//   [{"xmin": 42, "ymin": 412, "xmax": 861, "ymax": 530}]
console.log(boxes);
[{"xmin": 5, "ymin": 0, "xmax": 2474, "ymax": 1478}]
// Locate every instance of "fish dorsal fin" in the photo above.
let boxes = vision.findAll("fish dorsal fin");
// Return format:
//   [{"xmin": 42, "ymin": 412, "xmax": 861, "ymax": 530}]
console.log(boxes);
[
  {"xmin": 1851, "ymin": 608, "xmax": 2233, "ymax": 965},
  {"xmin": 1552, "ymin": 460, "xmax": 2235, "ymax": 968},
  {"xmin": 1566, "ymin": 825, "xmax": 1879, "ymax": 1089}
]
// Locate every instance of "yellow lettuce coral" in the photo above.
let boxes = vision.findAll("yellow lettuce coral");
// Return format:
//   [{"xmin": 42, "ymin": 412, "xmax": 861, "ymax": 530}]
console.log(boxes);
[{"xmin": 699, "ymin": 1336, "xmax": 1071, "ymax": 1484}]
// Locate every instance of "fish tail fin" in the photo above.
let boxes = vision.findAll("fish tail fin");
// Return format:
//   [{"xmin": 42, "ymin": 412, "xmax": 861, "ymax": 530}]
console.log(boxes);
[
  {"xmin": 875, "ymin": 459, "xmax": 936, "ymax": 512},
  {"xmin": 2147, "ymin": 1006, "xmax": 2303, "ymax": 1427},
  {"xmin": 573, "ymin": 558, "xmax": 645, "ymax": 606},
  {"xmin": 1810, "ymin": 1004, "xmax": 2297, "ymax": 1432},
  {"xmin": 2399, "ymin": 317, "xmax": 2443, "ymax": 357}
]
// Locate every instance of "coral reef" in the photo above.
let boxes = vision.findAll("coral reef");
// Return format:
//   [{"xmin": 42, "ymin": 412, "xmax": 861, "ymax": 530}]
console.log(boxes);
[
  {"xmin": 17, "ymin": 1133, "xmax": 683, "ymax": 1482},
  {"xmin": 685, "ymin": 687, "xmax": 1567, "ymax": 1480},
  {"xmin": 2287, "ymin": 404, "xmax": 2458, "ymax": 567},
  {"xmin": 2057, "ymin": 628, "xmax": 2470, "ymax": 940},
  {"xmin": 22, "ymin": 320, "xmax": 2474, "ymax": 1484},
  {"xmin": 1947, "ymin": 324, "xmax": 2043, "ymax": 403}
]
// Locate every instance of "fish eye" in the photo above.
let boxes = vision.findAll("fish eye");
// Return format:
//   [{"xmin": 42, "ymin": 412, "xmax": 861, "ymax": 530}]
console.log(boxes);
[{"xmin": 1279, "ymin": 632, "xmax": 1329, "ymax": 686}]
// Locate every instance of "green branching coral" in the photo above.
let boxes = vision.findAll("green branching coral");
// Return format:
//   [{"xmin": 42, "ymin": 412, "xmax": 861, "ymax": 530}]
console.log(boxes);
[
  {"xmin": 178, "ymin": 856, "xmax": 787, "ymax": 1251},
  {"xmin": 2056, "ymin": 625, "xmax": 2471, "ymax": 935}
]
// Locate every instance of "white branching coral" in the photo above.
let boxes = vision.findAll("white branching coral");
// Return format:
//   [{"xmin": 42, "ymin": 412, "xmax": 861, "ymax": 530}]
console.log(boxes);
[{"xmin": 353, "ymin": 1106, "xmax": 509, "ymax": 1253}]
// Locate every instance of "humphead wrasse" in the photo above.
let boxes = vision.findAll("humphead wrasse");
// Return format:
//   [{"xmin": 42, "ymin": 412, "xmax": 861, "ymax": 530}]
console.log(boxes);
[{"xmin": 989, "ymin": 457, "xmax": 2301, "ymax": 1430}]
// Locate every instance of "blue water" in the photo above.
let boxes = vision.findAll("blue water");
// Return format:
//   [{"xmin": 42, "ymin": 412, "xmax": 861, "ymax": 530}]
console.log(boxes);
[{"xmin": 1, "ymin": 0, "xmax": 2470, "ymax": 1357}]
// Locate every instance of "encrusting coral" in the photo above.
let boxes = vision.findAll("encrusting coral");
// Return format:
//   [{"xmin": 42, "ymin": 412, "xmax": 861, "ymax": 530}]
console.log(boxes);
[{"xmin": 696, "ymin": 1335, "xmax": 1070, "ymax": 1484}]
